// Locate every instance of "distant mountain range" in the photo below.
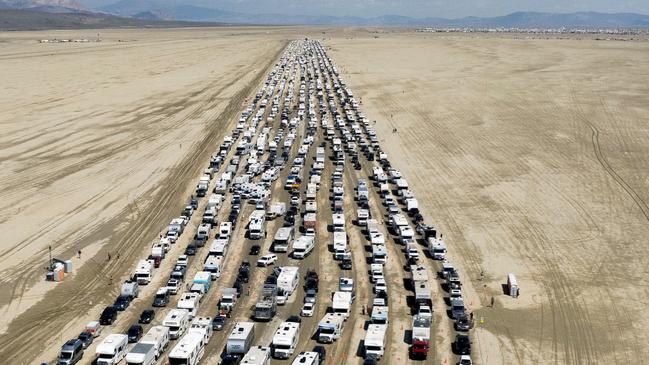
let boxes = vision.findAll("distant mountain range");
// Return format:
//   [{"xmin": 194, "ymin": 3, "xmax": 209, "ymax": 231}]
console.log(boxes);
[
  {"xmin": 0, "ymin": 0, "xmax": 86, "ymax": 12},
  {"xmin": 2, "ymin": 0, "xmax": 649, "ymax": 29},
  {"xmin": 93, "ymin": 1, "xmax": 649, "ymax": 28},
  {"xmin": 0, "ymin": 8, "xmax": 225, "ymax": 30}
]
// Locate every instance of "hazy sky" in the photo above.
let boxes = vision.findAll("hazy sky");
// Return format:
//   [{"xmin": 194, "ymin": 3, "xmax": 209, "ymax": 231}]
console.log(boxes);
[{"xmin": 80, "ymin": 0, "xmax": 649, "ymax": 18}]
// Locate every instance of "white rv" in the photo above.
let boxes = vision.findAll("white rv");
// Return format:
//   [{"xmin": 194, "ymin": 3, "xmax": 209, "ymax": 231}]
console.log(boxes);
[
  {"xmin": 177, "ymin": 292, "xmax": 202, "ymax": 318},
  {"xmin": 168, "ymin": 333, "xmax": 205, "ymax": 365},
  {"xmin": 277, "ymin": 267, "xmax": 299, "ymax": 298},
  {"xmin": 140, "ymin": 325, "xmax": 170, "ymax": 359},
  {"xmin": 332, "ymin": 213, "xmax": 345, "ymax": 232},
  {"xmin": 291, "ymin": 352, "xmax": 320, "ymax": 365},
  {"xmin": 372, "ymin": 244, "xmax": 388, "ymax": 264},
  {"xmin": 317, "ymin": 313, "xmax": 346, "ymax": 343},
  {"xmin": 271, "ymin": 321, "xmax": 300, "ymax": 359},
  {"xmin": 95, "ymin": 334, "xmax": 128, "ymax": 365},
  {"xmin": 125, "ymin": 342, "xmax": 156, "ymax": 365},
  {"xmin": 203, "ymin": 255, "xmax": 223, "ymax": 280},
  {"xmin": 273, "ymin": 227, "xmax": 294, "ymax": 252},
  {"xmin": 209, "ymin": 238, "xmax": 229, "ymax": 257},
  {"xmin": 292, "ymin": 236, "xmax": 315, "ymax": 259},
  {"xmin": 332, "ymin": 291, "xmax": 353, "ymax": 318},
  {"xmin": 163, "ymin": 309, "xmax": 190, "ymax": 340},
  {"xmin": 241, "ymin": 346, "xmax": 271, "ymax": 365},
  {"xmin": 133, "ymin": 260, "xmax": 153, "ymax": 285},
  {"xmin": 428, "ymin": 237, "xmax": 447, "ymax": 260},
  {"xmin": 188, "ymin": 317, "xmax": 213, "ymax": 344},
  {"xmin": 332, "ymin": 231, "xmax": 347, "ymax": 251},
  {"xmin": 227, "ymin": 322, "xmax": 255, "ymax": 355},
  {"xmin": 364, "ymin": 324, "xmax": 387, "ymax": 359}
]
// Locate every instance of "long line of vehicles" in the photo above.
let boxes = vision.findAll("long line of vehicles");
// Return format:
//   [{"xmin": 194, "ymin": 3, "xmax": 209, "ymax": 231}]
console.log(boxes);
[{"xmin": 53, "ymin": 38, "xmax": 473, "ymax": 365}]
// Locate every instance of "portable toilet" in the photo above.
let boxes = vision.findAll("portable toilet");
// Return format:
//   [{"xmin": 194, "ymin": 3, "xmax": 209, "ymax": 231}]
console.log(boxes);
[
  {"xmin": 64, "ymin": 260, "xmax": 73, "ymax": 273},
  {"xmin": 507, "ymin": 273, "xmax": 519, "ymax": 298}
]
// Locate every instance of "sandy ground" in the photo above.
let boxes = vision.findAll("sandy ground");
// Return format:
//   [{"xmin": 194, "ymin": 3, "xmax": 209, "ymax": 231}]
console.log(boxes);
[
  {"xmin": 328, "ymin": 32, "xmax": 649, "ymax": 364},
  {"xmin": 0, "ymin": 27, "xmax": 287, "ymax": 363}
]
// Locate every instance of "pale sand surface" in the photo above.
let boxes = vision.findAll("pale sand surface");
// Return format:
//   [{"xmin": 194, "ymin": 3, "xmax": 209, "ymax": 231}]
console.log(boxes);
[
  {"xmin": 328, "ymin": 32, "xmax": 649, "ymax": 364},
  {"xmin": 0, "ymin": 27, "xmax": 288, "ymax": 363}
]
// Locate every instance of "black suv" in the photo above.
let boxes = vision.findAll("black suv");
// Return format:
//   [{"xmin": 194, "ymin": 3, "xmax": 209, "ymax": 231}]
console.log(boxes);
[
  {"xmin": 139, "ymin": 309, "xmax": 155, "ymax": 324},
  {"xmin": 113, "ymin": 295, "xmax": 131, "ymax": 311},
  {"xmin": 99, "ymin": 306, "xmax": 117, "ymax": 325},
  {"xmin": 128, "ymin": 325, "xmax": 143, "ymax": 343},
  {"xmin": 454, "ymin": 334, "xmax": 471, "ymax": 355}
]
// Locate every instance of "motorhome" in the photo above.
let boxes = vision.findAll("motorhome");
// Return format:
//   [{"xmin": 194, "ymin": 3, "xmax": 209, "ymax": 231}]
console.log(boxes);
[
  {"xmin": 316, "ymin": 147, "xmax": 325, "ymax": 163},
  {"xmin": 305, "ymin": 200, "xmax": 317, "ymax": 213},
  {"xmin": 332, "ymin": 213, "xmax": 345, "ymax": 232},
  {"xmin": 410, "ymin": 315, "xmax": 432, "ymax": 359},
  {"xmin": 411, "ymin": 265, "xmax": 429, "ymax": 284},
  {"xmin": 364, "ymin": 324, "xmax": 387, "ymax": 359},
  {"xmin": 277, "ymin": 267, "xmax": 299, "ymax": 298},
  {"xmin": 203, "ymin": 255, "xmax": 223, "ymax": 280},
  {"xmin": 125, "ymin": 342, "xmax": 155, "ymax": 365},
  {"xmin": 303, "ymin": 212, "xmax": 317, "ymax": 230},
  {"xmin": 241, "ymin": 346, "xmax": 271, "ymax": 365},
  {"xmin": 163, "ymin": 309, "xmax": 190, "ymax": 340},
  {"xmin": 134, "ymin": 260, "xmax": 153, "ymax": 285},
  {"xmin": 226, "ymin": 322, "xmax": 255, "ymax": 355},
  {"xmin": 271, "ymin": 321, "xmax": 300, "ymax": 359},
  {"xmin": 291, "ymin": 352, "xmax": 319, "ymax": 365},
  {"xmin": 428, "ymin": 237, "xmax": 447, "ymax": 260},
  {"xmin": 317, "ymin": 313, "xmax": 345, "ymax": 343},
  {"xmin": 372, "ymin": 244, "xmax": 388, "ymax": 264},
  {"xmin": 95, "ymin": 334, "xmax": 128, "ymax": 365},
  {"xmin": 292, "ymin": 236, "xmax": 315, "ymax": 259},
  {"xmin": 140, "ymin": 325, "xmax": 170, "ymax": 359},
  {"xmin": 168, "ymin": 333, "xmax": 204, "ymax": 365},
  {"xmin": 273, "ymin": 227, "xmax": 294, "ymax": 252},
  {"xmin": 371, "ymin": 306, "xmax": 389, "ymax": 325},
  {"xmin": 356, "ymin": 209, "xmax": 369, "ymax": 226},
  {"xmin": 414, "ymin": 281, "xmax": 432, "ymax": 307},
  {"xmin": 390, "ymin": 214, "xmax": 409, "ymax": 233},
  {"xmin": 178, "ymin": 292, "xmax": 202, "ymax": 318},
  {"xmin": 400, "ymin": 225, "xmax": 416, "ymax": 244},
  {"xmin": 209, "ymin": 238, "xmax": 229, "ymax": 257},
  {"xmin": 248, "ymin": 216, "xmax": 266, "ymax": 240},
  {"xmin": 332, "ymin": 231, "xmax": 347, "ymax": 251},
  {"xmin": 188, "ymin": 317, "xmax": 213, "ymax": 344},
  {"xmin": 266, "ymin": 202, "xmax": 286, "ymax": 219},
  {"xmin": 332, "ymin": 291, "xmax": 352, "ymax": 318}
]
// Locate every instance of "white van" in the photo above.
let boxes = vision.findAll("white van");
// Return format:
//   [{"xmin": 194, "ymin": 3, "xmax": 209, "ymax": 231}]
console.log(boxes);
[{"xmin": 95, "ymin": 334, "xmax": 128, "ymax": 365}]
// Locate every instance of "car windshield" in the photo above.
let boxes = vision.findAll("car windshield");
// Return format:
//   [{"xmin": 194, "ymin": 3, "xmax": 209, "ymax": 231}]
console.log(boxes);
[{"xmin": 59, "ymin": 351, "xmax": 73, "ymax": 359}]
